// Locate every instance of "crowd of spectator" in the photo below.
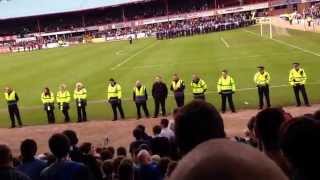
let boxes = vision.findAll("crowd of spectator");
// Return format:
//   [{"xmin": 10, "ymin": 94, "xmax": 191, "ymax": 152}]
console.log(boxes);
[{"xmin": 1, "ymin": 100, "xmax": 320, "ymax": 180}]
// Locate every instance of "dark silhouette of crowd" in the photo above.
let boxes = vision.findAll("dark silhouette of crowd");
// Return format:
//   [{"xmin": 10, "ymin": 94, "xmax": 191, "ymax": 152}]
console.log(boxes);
[{"xmin": 1, "ymin": 100, "xmax": 320, "ymax": 180}]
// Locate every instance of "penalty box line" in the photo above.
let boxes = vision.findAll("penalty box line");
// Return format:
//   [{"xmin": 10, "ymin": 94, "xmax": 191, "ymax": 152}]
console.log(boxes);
[
  {"xmin": 110, "ymin": 41, "xmax": 159, "ymax": 71},
  {"xmin": 243, "ymin": 29, "xmax": 320, "ymax": 57}
]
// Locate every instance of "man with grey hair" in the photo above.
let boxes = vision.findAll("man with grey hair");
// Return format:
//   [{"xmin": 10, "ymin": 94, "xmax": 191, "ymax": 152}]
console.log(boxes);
[{"xmin": 136, "ymin": 150, "xmax": 161, "ymax": 180}]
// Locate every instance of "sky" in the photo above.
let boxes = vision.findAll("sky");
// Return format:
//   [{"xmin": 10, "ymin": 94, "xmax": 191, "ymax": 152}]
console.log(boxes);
[{"xmin": 0, "ymin": 0, "xmax": 142, "ymax": 19}]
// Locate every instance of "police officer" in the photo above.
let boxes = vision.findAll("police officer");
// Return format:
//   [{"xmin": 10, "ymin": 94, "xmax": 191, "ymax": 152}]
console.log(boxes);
[
  {"xmin": 254, "ymin": 66, "xmax": 271, "ymax": 109},
  {"xmin": 170, "ymin": 74, "xmax": 185, "ymax": 107},
  {"xmin": 152, "ymin": 76, "xmax": 168, "ymax": 118},
  {"xmin": 74, "ymin": 82, "xmax": 88, "ymax": 122},
  {"xmin": 133, "ymin": 80, "xmax": 150, "ymax": 119},
  {"xmin": 107, "ymin": 78, "xmax": 125, "ymax": 121},
  {"xmin": 129, "ymin": 36, "xmax": 133, "ymax": 45},
  {"xmin": 4, "ymin": 87, "xmax": 22, "ymax": 128},
  {"xmin": 217, "ymin": 70, "xmax": 236, "ymax": 113},
  {"xmin": 41, "ymin": 87, "xmax": 55, "ymax": 124},
  {"xmin": 289, "ymin": 63, "xmax": 310, "ymax": 107},
  {"xmin": 56, "ymin": 84, "xmax": 71, "ymax": 123},
  {"xmin": 191, "ymin": 74, "xmax": 207, "ymax": 100}
]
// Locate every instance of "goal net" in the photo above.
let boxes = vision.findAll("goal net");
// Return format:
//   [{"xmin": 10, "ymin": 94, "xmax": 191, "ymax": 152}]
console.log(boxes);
[{"xmin": 256, "ymin": 17, "xmax": 273, "ymax": 39}]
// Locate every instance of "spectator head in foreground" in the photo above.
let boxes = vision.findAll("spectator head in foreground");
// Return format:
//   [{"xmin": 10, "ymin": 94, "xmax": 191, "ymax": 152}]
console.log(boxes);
[
  {"xmin": 117, "ymin": 146, "xmax": 127, "ymax": 157},
  {"xmin": 20, "ymin": 139, "xmax": 37, "ymax": 162},
  {"xmin": 118, "ymin": 158, "xmax": 134, "ymax": 180},
  {"xmin": 62, "ymin": 130, "xmax": 79, "ymax": 146},
  {"xmin": 137, "ymin": 150, "xmax": 152, "ymax": 165},
  {"xmin": 0, "ymin": 144, "xmax": 12, "ymax": 167},
  {"xmin": 174, "ymin": 100, "xmax": 226, "ymax": 155},
  {"xmin": 169, "ymin": 139, "xmax": 288, "ymax": 180},
  {"xmin": 48, "ymin": 133, "xmax": 70, "ymax": 159},
  {"xmin": 255, "ymin": 108, "xmax": 285, "ymax": 152},
  {"xmin": 280, "ymin": 116, "xmax": 320, "ymax": 180}
]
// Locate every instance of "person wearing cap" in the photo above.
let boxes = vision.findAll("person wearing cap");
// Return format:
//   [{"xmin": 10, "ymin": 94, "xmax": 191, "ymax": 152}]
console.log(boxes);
[
  {"xmin": 191, "ymin": 74, "xmax": 207, "ymax": 100},
  {"xmin": 254, "ymin": 66, "xmax": 271, "ymax": 109},
  {"xmin": 152, "ymin": 76, "xmax": 168, "ymax": 118},
  {"xmin": 56, "ymin": 84, "xmax": 71, "ymax": 122},
  {"xmin": 289, "ymin": 63, "xmax": 310, "ymax": 106},
  {"xmin": 107, "ymin": 78, "xmax": 125, "ymax": 121},
  {"xmin": 41, "ymin": 87, "xmax": 55, "ymax": 124},
  {"xmin": 74, "ymin": 82, "xmax": 88, "ymax": 122},
  {"xmin": 170, "ymin": 74, "xmax": 185, "ymax": 107},
  {"xmin": 133, "ymin": 80, "xmax": 150, "ymax": 119},
  {"xmin": 217, "ymin": 70, "xmax": 236, "ymax": 113},
  {"xmin": 4, "ymin": 87, "xmax": 22, "ymax": 128}
]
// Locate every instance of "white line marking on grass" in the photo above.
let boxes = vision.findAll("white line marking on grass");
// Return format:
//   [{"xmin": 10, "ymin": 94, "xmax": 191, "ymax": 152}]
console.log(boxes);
[
  {"xmin": 2, "ymin": 82, "xmax": 319, "ymax": 112},
  {"xmin": 110, "ymin": 41, "xmax": 159, "ymax": 70},
  {"xmin": 243, "ymin": 29, "xmax": 320, "ymax": 57},
  {"xmin": 220, "ymin": 37, "xmax": 230, "ymax": 48}
]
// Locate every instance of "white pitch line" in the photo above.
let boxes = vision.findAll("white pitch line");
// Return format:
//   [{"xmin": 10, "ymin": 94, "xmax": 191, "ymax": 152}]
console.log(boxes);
[
  {"xmin": 1, "ymin": 82, "xmax": 319, "ymax": 112},
  {"xmin": 110, "ymin": 41, "xmax": 159, "ymax": 70},
  {"xmin": 243, "ymin": 29, "xmax": 320, "ymax": 57},
  {"xmin": 220, "ymin": 37, "xmax": 230, "ymax": 48}
]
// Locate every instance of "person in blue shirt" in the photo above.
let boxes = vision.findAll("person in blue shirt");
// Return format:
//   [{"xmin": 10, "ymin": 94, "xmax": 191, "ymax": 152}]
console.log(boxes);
[
  {"xmin": 40, "ymin": 133, "xmax": 92, "ymax": 180},
  {"xmin": 16, "ymin": 139, "xmax": 47, "ymax": 180}
]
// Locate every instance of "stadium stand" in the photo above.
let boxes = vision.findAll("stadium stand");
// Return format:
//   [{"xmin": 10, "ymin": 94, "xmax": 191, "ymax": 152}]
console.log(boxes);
[{"xmin": 1, "ymin": 101, "xmax": 320, "ymax": 180}]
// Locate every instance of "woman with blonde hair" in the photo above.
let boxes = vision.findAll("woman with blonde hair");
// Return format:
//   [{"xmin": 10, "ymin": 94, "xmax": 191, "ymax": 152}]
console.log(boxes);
[
  {"xmin": 74, "ymin": 82, "xmax": 87, "ymax": 122},
  {"xmin": 41, "ymin": 87, "xmax": 55, "ymax": 124},
  {"xmin": 57, "ymin": 84, "xmax": 71, "ymax": 122}
]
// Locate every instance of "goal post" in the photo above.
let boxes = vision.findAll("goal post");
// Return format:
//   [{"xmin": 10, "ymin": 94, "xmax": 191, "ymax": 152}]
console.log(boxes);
[{"xmin": 256, "ymin": 17, "xmax": 273, "ymax": 39}]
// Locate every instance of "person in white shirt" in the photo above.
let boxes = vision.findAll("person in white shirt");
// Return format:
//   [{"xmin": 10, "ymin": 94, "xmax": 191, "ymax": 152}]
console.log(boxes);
[{"xmin": 160, "ymin": 118, "xmax": 175, "ymax": 141}]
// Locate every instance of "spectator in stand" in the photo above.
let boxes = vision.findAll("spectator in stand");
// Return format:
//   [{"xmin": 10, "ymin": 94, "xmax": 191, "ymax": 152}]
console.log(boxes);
[
  {"xmin": 117, "ymin": 147, "xmax": 127, "ymax": 157},
  {"xmin": 160, "ymin": 118, "xmax": 175, "ymax": 142},
  {"xmin": 0, "ymin": 144, "xmax": 31, "ymax": 180},
  {"xmin": 16, "ymin": 139, "xmax": 47, "ymax": 180},
  {"xmin": 113, "ymin": 156, "xmax": 125, "ymax": 179},
  {"xmin": 152, "ymin": 76, "xmax": 168, "ymax": 118},
  {"xmin": 62, "ymin": 130, "xmax": 82, "ymax": 162},
  {"xmin": 313, "ymin": 109, "xmax": 320, "ymax": 120},
  {"xmin": 118, "ymin": 158, "xmax": 134, "ymax": 180},
  {"xmin": 105, "ymin": 147, "xmax": 115, "ymax": 159},
  {"xmin": 79, "ymin": 143, "xmax": 103, "ymax": 180},
  {"xmin": 136, "ymin": 125, "xmax": 152, "ymax": 141},
  {"xmin": 174, "ymin": 100, "xmax": 226, "ymax": 155},
  {"xmin": 102, "ymin": 160, "xmax": 113, "ymax": 180},
  {"xmin": 129, "ymin": 128, "xmax": 150, "ymax": 157},
  {"xmin": 100, "ymin": 149, "xmax": 113, "ymax": 161},
  {"xmin": 280, "ymin": 117, "xmax": 320, "ymax": 180},
  {"xmin": 40, "ymin": 133, "xmax": 91, "ymax": 180},
  {"xmin": 254, "ymin": 108, "xmax": 290, "ymax": 176},
  {"xmin": 158, "ymin": 157, "xmax": 170, "ymax": 179},
  {"xmin": 136, "ymin": 150, "xmax": 162, "ymax": 180},
  {"xmin": 150, "ymin": 125, "xmax": 171, "ymax": 157},
  {"xmin": 169, "ymin": 139, "xmax": 288, "ymax": 180}
]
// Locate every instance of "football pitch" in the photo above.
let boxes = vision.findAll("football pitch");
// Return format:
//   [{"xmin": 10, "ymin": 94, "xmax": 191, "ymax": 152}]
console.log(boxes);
[{"xmin": 0, "ymin": 25, "xmax": 320, "ymax": 127}]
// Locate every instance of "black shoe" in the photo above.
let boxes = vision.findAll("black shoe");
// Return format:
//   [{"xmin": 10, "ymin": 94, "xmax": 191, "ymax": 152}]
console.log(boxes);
[
  {"xmin": 306, "ymin": 104, "xmax": 311, "ymax": 107},
  {"xmin": 112, "ymin": 119, "xmax": 117, "ymax": 121},
  {"xmin": 152, "ymin": 116, "xmax": 158, "ymax": 118}
]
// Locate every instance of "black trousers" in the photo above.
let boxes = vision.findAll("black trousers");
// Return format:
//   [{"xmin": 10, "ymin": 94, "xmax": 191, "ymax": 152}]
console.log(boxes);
[
  {"xmin": 59, "ymin": 103, "xmax": 70, "ymax": 122},
  {"xmin": 293, "ymin": 84, "xmax": 310, "ymax": 106},
  {"xmin": 257, "ymin": 85, "xmax": 271, "ymax": 109},
  {"xmin": 110, "ymin": 100, "xmax": 125, "ymax": 120},
  {"xmin": 175, "ymin": 95, "xmax": 185, "ymax": 107},
  {"xmin": 77, "ymin": 106, "xmax": 87, "ymax": 122},
  {"xmin": 154, "ymin": 98, "xmax": 166, "ymax": 117},
  {"xmin": 221, "ymin": 93, "xmax": 236, "ymax": 113},
  {"xmin": 8, "ymin": 104, "xmax": 22, "ymax": 128},
  {"xmin": 193, "ymin": 94, "xmax": 205, "ymax": 101},
  {"xmin": 46, "ymin": 110, "xmax": 55, "ymax": 124},
  {"xmin": 136, "ymin": 102, "xmax": 150, "ymax": 119}
]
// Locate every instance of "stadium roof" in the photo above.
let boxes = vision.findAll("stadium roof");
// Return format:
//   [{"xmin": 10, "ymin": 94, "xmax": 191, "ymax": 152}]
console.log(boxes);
[{"xmin": 0, "ymin": 0, "xmax": 149, "ymax": 20}]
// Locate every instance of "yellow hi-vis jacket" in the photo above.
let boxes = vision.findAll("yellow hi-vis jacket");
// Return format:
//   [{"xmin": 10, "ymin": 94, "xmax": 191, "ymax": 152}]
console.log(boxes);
[
  {"xmin": 56, "ymin": 91, "xmax": 71, "ymax": 104},
  {"xmin": 217, "ymin": 75, "xmax": 236, "ymax": 93},
  {"xmin": 134, "ymin": 86, "xmax": 146, "ymax": 96},
  {"xmin": 4, "ymin": 91, "xmax": 17, "ymax": 102},
  {"xmin": 254, "ymin": 71, "xmax": 271, "ymax": 86},
  {"xmin": 289, "ymin": 68, "xmax": 307, "ymax": 86},
  {"xmin": 191, "ymin": 79, "xmax": 207, "ymax": 94},
  {"xmin": 41, "ymin": 92, "xmax": 55, "ymax": 104},
  {"xmin": 171, "ymin": 80, "xmax": 184, "ymax": 91},
  {"xmin": 107, "ymin": 84, "xmax": 122, "ymax": 100},
  {"xmin": 74, "ymin": 88, "xmax": 87, "ymax": 100}
]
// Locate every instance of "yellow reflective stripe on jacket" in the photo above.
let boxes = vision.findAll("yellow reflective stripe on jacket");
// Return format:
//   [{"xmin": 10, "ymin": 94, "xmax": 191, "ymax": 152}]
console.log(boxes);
[
  {"xmin": 254, "ymin": 72, "xmax": 270, "ymax": 85},
  {"xmin": 107, "ymin": 84, "xmax": 122, "ymax": 100},
  {"xmin": 172, "ymin": 80, "xmax": 183, "ymax": 91},
  {"xmin": 74, "ymin": 88, "xmax": 87, "ymax": 100},
  {"xmin": 4, "ymin": 91, "xmax": 16, "ymax": 101},
  {"xmin": 56, "ymin": 91, "xmax": 71, "ymax": 103},
  {"xmin": 217, "ymin": 76, "xmax": 236, "ymax": 92},
  {"xmin": 134, "ymin": 86, "xmax": 146, "ymax": 96},
  {"xmin": 191, "ymin": 79, "xmax": 207, "ymax": 94},
  {"xmin": 41, "ymin": 92, "xmax": 55, "ymax": 104},
  {"xmin": 289, "ymin": 68, "xmax": 307, "ymax": 85}
]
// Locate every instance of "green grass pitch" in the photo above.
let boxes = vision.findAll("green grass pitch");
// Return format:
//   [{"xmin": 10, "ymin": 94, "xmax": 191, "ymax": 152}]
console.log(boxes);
[{"xmin": 0, "ymin": 25, "xmax": 320, "ymax": 127}]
